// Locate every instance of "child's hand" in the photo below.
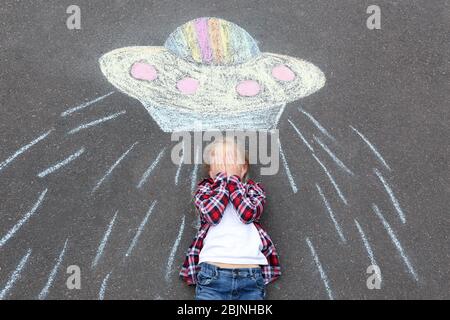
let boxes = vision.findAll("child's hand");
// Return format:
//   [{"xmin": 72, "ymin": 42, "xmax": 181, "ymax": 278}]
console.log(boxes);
[
  {"xmin": 209, "ymin": 163, "xmax": 227, "ymax": 179},
  {"xmin": 208, "ymin": 141, "xmax": 246, "ymax": 179},
  {"xmin": 224, "ymin": 147, "xmax": 244, "ymax": 178},
  {"xmin": 225, "ymin": 163, "xmax": 242, "ymax": 178}
]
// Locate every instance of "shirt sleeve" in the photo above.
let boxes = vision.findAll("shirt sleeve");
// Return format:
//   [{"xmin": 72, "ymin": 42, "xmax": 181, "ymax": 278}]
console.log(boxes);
[
  {"xmin": 193, "ymin": 172, "xmax": 229, "ymax": 225},
  {"xmin": 227, "ymin": 175, "xmax": 266, "ymax": 224}
]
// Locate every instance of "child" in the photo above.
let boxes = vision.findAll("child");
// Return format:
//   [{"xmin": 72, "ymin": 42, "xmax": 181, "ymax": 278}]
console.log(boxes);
[{"xmin": 180, "ymin": 137, "xmax": 281, "ymax": 300}]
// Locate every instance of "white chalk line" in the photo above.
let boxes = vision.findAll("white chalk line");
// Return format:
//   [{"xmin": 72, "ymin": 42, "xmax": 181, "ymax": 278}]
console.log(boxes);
[
  {"xmin": 354, "ymin": 219, "xmax": 382, "ymax": 282},
  {"xmin": 91, "ymin": 141, "xmax": 138, "ymax": 195},
  {"xmin": 174, "ymin": 144, "xmax": 184, "ymax": 186},
  {"xmin": 165, "ymin": 215, "xmax": 186, "ymax": 282},
  {"xmin": 92, "ymin": 211, "xmax": 118, "ymax": 269},
  {"xmin": 98, "ymin": 271, "xmax": 112, "ymax": 300},
  {"xmin": 67, "ymin": 110, "xmax": 126, "ymax": 135},
  {"xmin": 37, "ymin": 147, "xmax": 85, "ymax": 178},
  {"xmin": 312, "ymin": 154, "xmax": 348, "ymax": 205},
  {"xmin": 38, "ymin": 239, "xmax": 68, "ymax": 300},
  {"xmin": 287, "ymin": 118, "xmax": 314, "ymax": 152},
  {"xmin": 372, "ymin": 204, "xmax": 418, "ymax": 281},
  {"xmin": 313, "ymin": 135, "xmax": 354, "ymax": 176},
  {"xmin": 0, "ymin": 129, "xmax": 53, "ymax": 174},
  {"xmin": 350, "ymin": 125, "xmax": 391, "ymax": 171},
  {"xmin": 279, "ymin": 140, "xmax": 298, "ymax": 194},
  {"xmin": 61, "ymin": 91, "xmax": 115, "ymax": 117},
  {"xmin": 0, "ymin": 249, "xmax": 32, "ymax": 300},
  {"xmin": 306, "ymin": 238, "xmax": 334, "ymax": 300},
  {"xmin": 137, "ymin": 147, "xmax": 167, "ymax": 189},
  {"xmin": 298, "ymin": 107, "xmax": 335, "ymax": 141},
  {"xmin": 373, "ymin": 168, "xmax": 406, "ymax": 224},
  {"xmin": 316, "ymin": 183, "xmax": 346, "ymax": 243},
  {"xmin": 190, "ymin": 146, "xmax": 201, "ymax": 194},
  {"xmin": 0, "ymin": 188, "xmax": 48, "ymax": 248},
  {"xmin": 124, "ymin": 200, "xmax": 157, "ymax": 259}
]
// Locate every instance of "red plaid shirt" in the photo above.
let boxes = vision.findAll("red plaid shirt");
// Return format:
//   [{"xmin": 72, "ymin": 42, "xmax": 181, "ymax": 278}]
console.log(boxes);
[{"xmin": 179, "ymin": 172, "xmax": 281, "ymax": 286}]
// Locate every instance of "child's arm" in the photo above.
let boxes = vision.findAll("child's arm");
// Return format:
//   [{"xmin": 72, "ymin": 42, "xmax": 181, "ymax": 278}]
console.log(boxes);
[
  {"xmin": 194, "ymin": 172, "xmax": 229, "ymax": 225},
  {"xmin": 227, "ymin": 175, "xmax": 266, "ymax": 224}
]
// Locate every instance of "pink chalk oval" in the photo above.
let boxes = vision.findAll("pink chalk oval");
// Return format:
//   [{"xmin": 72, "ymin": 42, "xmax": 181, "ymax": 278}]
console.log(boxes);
[
  {"xmin": 236, "ymin": 80, "xmax": 261, "ymax": 97},
  {"xmin": 177, "ymin": 77, "xmax": 199, "ymax": 95},
  {"xmin": 272, "ymin": 65, "xmax": 296, "ymax": 81},
  {"xmin": 130, "ymin": 62, "xmax": 158, "ymax": 81}
]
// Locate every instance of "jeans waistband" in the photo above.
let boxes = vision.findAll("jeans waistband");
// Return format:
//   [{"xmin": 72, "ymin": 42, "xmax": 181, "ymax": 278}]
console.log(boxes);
[{"xmin": 200, "ymin": 262, "xmax": 262, "ymax": 277}]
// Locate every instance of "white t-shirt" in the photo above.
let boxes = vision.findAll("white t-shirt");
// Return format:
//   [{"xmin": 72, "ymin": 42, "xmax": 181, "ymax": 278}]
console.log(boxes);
[{"xmin": 199, "ymin": 202, "xmax": 268, "ymax": 265}]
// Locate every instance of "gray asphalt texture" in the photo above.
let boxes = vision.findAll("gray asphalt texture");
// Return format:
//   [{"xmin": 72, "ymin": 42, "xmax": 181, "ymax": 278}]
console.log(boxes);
[{"xmin": 0, "ymin": 0, "xmax": 449, "ymax": 300}]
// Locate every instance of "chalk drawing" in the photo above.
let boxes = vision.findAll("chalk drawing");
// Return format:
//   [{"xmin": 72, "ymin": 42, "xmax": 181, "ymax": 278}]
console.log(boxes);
[
  {"xmin": 313, "ymin": 135, "xmax": 354, "ymax": 176},
  {"xmin": 287, "ymin": 118, "xmax": 314, "ymax": 152},
  {"xmin": 350, "ymin": 125, "xmax": 391, "ymax": 171},
  {"xmin": 37, "ymin": 147, "xmax": 85, "ymax": 178},
  {"xmin": 305, "ymin": 238, "xmax": 334, "ymax": 300},
  {"xmin": 312, "ymin": 154, "xmax": 348, "ymax": 205},
  {"xmin": 165, "ymin": 215, "xmax": 186, "ymax": 282},
  {"xmin": 0, "ymin": 249, "xmax": 32, "ymax": 300},
  {"xmin": 0, "ymin": 129, "xmax": 53, "ymax": 174},
  {"xmin": 354, "ymin": 219, "xmax": 382, "ymax": 282},
  {"xmin": 190, "ymin": 146, "xmax": 201, "ymax": 194},
  {"xmin": 315, "ymin": 184, "xmax": 346, "ymax": 243},
  {"xmin": 67, "ymin": 110, "xmax": 127, "ymax": 135},
  {"xmin": 373, "ymin": 168, "xmax": 405, "ymax": 224},
  {"xmin": 91, "ymin": 141, "xmax": 138, "ymax": 195},
  {"xmin": 124, "ymin": 200, "xmax": 157, "ymax": 259},
  {"xmin": 61, "ymin": 92, "xmax": 115, "ymax": 117},
  {"xmin": 99, "ymin": 17, "xmax": 325, "ymax": 132},
  {"xmin": 98, "ymin": 271, "xmax": 112, "ymax": 300},
  {"xmin": 279, "ymin": 140, "xmax": 298, "ymax": 193},
  {"xmin": 38, "ymin": 239, "xmax": 68, "ymax": 300},
  {"xmin": 137, "ymin": 147, "xmax": 167, "ymax": 189},
  {"xmin": 0, "ymin": 17, "xmax": 417, "ymax": 300},
  {"xmin": 298, "ymin": 108, "xmax": 335, "ymax": 141},
  {"xmin": 372, "ymin": 204, "xmax": 418, "ymax": 281},
  {"xmin": 0, "ymin": 189, "xmax": 48, "ymax": 248},
  {"xmin": 92, "ymin": 211, "xmax": 118, "ymax": 269},
  {"xmin": 174, "ymin": 143, "xmax": 184, "ymax": 186}
]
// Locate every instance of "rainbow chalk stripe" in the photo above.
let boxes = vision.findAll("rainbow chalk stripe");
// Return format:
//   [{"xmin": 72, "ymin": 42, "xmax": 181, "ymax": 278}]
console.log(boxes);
[{"xmin": 164, "ymin": 17, "xmax": 260, "ymax": 66}]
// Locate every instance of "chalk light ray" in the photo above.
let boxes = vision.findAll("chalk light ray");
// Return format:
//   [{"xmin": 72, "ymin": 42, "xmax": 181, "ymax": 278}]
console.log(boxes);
[
  {"xmin": 61, "ymin": 91, "xmax": 115, "ymax": 117},
  {"xmin": 124, "ymin": 200, "xmax": 157, "ymax": 259},
  {"xmin": 312, "ymin": 154, "xmax": 348, "ymax": 205},
  {"xmin": 0, "ymin": 129, "xmax": 53, "ymax": 174},
  {"xmin": 91, "ymin": 142, "xmax": 138, "ymax": 195},
  {"xmin": 38, "ymin": 239, "xmax": 69, "ymax": 300},
  {"xmin": 37, "ymin": 147, "xmax": 85, "ymax": 178},
  {"xmin": 0, "ymin": 249, "xmax": 32, "ymax": 300},
  {"xmin": 279, "ymin": 140, "xmax": 298, "ymax": 194},
  {"xmin": 92, "ymin": 211, "xmax": 118, "ymax": 269},
  {"xmin": 0, "ymin": 189, "xmax": 48, "ymax": 248},
  {"xmin": 373, "ymin": 168, "xmax": 406, "ymax": 224},
  {"xmin": 298, "ymin": 108, "xmax": 335, "ymax": 141},
  {"xmin": 316, "ymin": 183, "xmax": 346, "ymax": 243},
  {"xmin": 67, "ymin": 110, "xmax": 126, "ymax": 135},
  {"xmin": 306, "ymin": 238, "xmax": 334, "ymax": 300},
  {"xmin": 165, "ymin": 215, "xmax": 186, "ymax": 282},
  {"xmin": 350, "ymin": 125, "xmax": 391, "ymax": 171},
  {"xmin": 137, "ymin": 147, "xmax": 167, "ymax": 189},
  {"xmin": 372, "ymin": 204, "xmax": 418, "ymax": 281}
]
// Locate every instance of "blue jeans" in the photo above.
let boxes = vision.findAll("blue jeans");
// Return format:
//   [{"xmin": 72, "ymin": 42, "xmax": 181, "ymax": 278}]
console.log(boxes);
[{"xmin": 195, "ymin": 263, "xmax": 266, "ymax": 300}]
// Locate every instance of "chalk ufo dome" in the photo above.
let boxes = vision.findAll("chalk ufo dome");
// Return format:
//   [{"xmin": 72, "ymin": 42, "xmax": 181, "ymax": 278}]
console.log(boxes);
[{"xmin": 99, "ymin": 17, "xmax": 326, "ymax": 132}]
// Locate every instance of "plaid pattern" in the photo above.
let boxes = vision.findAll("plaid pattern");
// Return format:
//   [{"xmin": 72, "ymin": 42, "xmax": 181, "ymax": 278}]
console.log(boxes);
[{"xmin": 180, "ymin": 172, "xmax": 281, "ymax": 286}]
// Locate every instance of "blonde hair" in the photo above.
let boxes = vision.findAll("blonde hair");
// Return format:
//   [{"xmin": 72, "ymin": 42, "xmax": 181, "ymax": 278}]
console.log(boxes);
[{"xmin": 203, "ymin": 136, "xmax": 249, "ymax": 181}]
